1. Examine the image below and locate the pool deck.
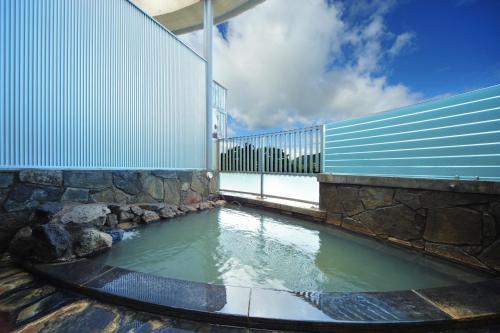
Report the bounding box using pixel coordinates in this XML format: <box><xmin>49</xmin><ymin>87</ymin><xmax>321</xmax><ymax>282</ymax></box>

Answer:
<box><xmin>8</xmin><ymin>256</ymin><xmax>500</xmax><ymax>333</ymax></box>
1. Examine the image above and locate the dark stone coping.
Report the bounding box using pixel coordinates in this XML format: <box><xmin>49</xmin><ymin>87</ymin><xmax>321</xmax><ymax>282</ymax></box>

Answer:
<box><xmin>318</xmin><ymin>174</ymin><xmax>500</xmax><ymax>195</ymax></box>
<box><xmin>22</xmin><ymin>259</ymin><xmax>500</xmax><ymax>332</ymax></box>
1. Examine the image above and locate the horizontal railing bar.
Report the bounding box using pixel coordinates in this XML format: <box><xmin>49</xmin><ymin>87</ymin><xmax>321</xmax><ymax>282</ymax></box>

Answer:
<box><xmin>220</xmin><ymin>189</ymin><xmax>319</xmax><ymax>205</ymax></box>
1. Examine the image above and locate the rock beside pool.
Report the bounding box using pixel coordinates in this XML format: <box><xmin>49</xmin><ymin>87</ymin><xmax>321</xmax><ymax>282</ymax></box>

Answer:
<box><xmin>73</xmin><ymin>228</ymin><xmax>113</xmax><ymax>257</ymax></box>
<box><xmin>8</xmin><ymin>199</ymin><xmax>222</xmax><ymax>263</ymax></box>
<box><xmin>31</xmin><ymin>223</ymin><xmax>73</xmax><ymax>262</ymax></box>
<box><xmin>141</xmin><ymin>210</ymin><xmax>160</xmax><ymax>224</ymax></box>
<box><xmin>56</xmin><ymin>203</ymin><xmax>111</xmax><ymax>226</ymax></box>
<box><xmin>213</xmin><ymin>200</ymin><xmax>226</xmax><ymax>207</ymax></box>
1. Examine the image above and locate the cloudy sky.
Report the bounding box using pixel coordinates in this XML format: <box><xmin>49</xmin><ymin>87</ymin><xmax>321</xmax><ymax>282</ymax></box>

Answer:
<box><xmin>180</xmin><ymin>0</ymin><xmax>500</xmax><ymax>137</ymax></box>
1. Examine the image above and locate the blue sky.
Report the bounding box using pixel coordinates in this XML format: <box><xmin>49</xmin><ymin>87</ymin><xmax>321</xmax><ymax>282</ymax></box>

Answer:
<box><xmin>383</xmin><ymin>0</ymin><xmax>500</xmax><ymax>98</ymax></box>
<box><xmin>186</xmin><ymin>0</ymin><xmax>500</xmax><ymax>137</ymax></box>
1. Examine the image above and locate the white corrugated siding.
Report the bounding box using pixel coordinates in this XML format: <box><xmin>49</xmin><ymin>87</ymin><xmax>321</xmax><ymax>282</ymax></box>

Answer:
<box><xmin>0</xmin><ymin>0</ymin><xmax>207</xmax><ymax>170</ymax></box>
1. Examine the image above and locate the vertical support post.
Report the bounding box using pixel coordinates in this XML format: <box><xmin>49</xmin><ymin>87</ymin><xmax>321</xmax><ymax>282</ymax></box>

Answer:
<box><xmin>321</xmin><ymin>124</ymin><xmax>326</xmax><ymax>173</ymax></box>
<box><xmin>204</xmin><ymin>0</ymin><xmax>214</xmax><ymax>170</ymax></box>
<box><xmin>260</xmin><ymin>136</ymin><xmax>265</xmax><ymax>199</ymax></box>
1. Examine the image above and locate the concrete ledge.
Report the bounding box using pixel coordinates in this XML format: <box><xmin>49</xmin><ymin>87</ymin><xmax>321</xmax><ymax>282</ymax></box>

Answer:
<box><xmin>222</xmin><ymin>194</ymin><xmax>326</xmax><ymax>221</ymax></box>
<box><xmin>318</xmin><ymin>174</ymin><xmax>500</xmax><ymax>195</ymax></box>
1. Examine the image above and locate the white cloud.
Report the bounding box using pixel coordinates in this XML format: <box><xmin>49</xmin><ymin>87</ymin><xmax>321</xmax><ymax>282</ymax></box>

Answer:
<box><xmin>181</xmin><ymin>0</ymin><xmax>421</xmax><ymax>132</ymax></box>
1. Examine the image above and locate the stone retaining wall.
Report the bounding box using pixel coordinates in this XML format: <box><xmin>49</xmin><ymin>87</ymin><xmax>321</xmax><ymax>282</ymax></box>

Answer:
<box><xmin>318</xmin><ymin>174</ymin><xmax>500</xmax><ymax>273</ymax></box>
<box><xmin>0</xmin><ymin>169</ymin><xmax>217</xmax><ymax>252</ymax></box>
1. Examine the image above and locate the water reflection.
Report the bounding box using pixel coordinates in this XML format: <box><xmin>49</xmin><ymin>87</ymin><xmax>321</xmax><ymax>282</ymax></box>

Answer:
<box><xmin>94</xmin><ymin>206</ymin><xmax>485</xmax><ymax>292</ymax></box>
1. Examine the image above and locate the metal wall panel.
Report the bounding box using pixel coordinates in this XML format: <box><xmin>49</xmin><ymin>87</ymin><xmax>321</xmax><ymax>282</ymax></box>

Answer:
<box><xmin>0</xmin><ymin>0</ymin><xmax>207</xmax><ymax>170</ymax></box>
<box><xmin>324</xmin><ymin>84</ymin><xmax>500</xmax><ymax>180</ymax></box>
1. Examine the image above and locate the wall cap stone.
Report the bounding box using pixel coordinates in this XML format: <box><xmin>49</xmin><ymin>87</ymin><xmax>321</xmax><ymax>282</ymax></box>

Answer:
<box><xmin>318</xmin><ymin>174</ymin><xmax>500</xmax><ymax>195</ymax></box>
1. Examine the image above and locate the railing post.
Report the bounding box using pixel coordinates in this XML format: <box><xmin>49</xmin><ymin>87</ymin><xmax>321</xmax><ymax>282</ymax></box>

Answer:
<box><xmin>259</xmin><ymin>136</ymin><xmax>264</xmax><ymax>199</ymax></box>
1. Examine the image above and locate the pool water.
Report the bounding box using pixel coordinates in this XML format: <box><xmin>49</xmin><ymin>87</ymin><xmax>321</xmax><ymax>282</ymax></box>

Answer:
<box><xmin>94</xmin><ymin>206</ymin><xmax>486</xmax><ymax>292</ymax></box>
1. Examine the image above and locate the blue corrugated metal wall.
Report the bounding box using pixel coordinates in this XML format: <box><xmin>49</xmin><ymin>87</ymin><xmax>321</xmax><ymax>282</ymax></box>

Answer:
<box><xmin>324</xmin><ymin>84</ymin><xmax>500</xmax><ymax>180</ymax></box>
<box><xmin>0</xmin><ymin>0</ymin><xmax>207</xmax><ymax>170</ymax></box>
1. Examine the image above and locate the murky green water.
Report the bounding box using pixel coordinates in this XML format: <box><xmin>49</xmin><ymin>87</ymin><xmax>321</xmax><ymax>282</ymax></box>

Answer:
<box><xmin>94</xmin><ymin>206</ymin><xmax>487</xmax><ymax>292</ymax></box>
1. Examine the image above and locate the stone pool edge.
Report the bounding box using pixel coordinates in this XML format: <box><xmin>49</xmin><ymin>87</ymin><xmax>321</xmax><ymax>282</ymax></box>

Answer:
<box><xmin>21</xmin><ymin>259</ymin><xmax>500</xmax><ymax>332</ymax></box>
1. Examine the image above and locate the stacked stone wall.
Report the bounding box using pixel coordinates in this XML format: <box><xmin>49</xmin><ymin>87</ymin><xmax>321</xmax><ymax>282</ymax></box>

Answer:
<box><xmin>319</xmin><ymin>174</ymin><xmax>500</xmax><ymax>273</ymax></box>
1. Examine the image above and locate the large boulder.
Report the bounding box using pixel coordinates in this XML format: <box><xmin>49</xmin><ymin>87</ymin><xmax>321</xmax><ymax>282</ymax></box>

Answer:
<box><xmin>9</xmin><ymin>226</ymin><xmax>34</xmax><ymax>258</ymax></box>
<box><xmin>0</xmin><ymin>212</ymin><xmax>31</xmax><ymax>252</ymax></box>
<box><xmin>32</xmin><ymin>223</ymin><xmax>72</xmax><ymax>262</ymax></box>
<box><xmin>32</xmin><ymin>202</ymin><xmax>66</xmax><ymax>224</ymax></box>
<box><xmin>73</xmin><ymin>228</ymin><xmax>112</xmax><ymax>257</ymax></box>
<box><xmin>57</xmin><ymin>204</ymin><xmax>111</xmax><ymax>227</ymax></box>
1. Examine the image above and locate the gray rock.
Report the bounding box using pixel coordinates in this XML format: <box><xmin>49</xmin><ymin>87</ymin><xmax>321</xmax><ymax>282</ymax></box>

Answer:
<box><xmin>142</xmin><ymin>210</ymin><xmax>160</xmax><ymax>224</ymax></box>
<box><xmin>183</xmin><ymin>190</ymin><xmax>202</xmax><ymax>205</ymax></box>
<box><xmin>61</xmin><ymin>187</ymin><xmax>89</xmax><ymax>202</ymax></box>
<box><xmin>159</xmin><ymin>207</ymin><xmax>176</xmax><ymax>219</ymax></box>
<box><xmin>424</xmin><ymin>207</ymin><xmax>482</xmax><ymax>245</ymax></box>
<box><xmin>119</xmin><ymin>210</ymin><xmax>134</xmax><ymax>222</ymax></box>
<box><xmin>394</xmin><ymin>189</ymin><xmax>421</xmax><ymax>210</ymax></box>
<box><xmin>198</xmin><ymin>201</ymin><xmax>211</xmax><ymax>210</ymax></box>
<box><xmin>33</xmin><ymin>202</ymin><xmax>66</xmax><ymax>223</ymax></box>
<box><xmin>181</xmin><ymin>182</ymin><xmax>190</xmax><ymax>192</ymax></box>
<box><xmin>73</xmin><ymin>228</ymin><xmax>112</xmax><ymax>257</ymax></box>
<box><xmin>90</xmin><ymin>188</ymin><xmax>130</xmax><ymax>204</ymax></box>
<box><xmin>32</xmin><ymin>223</ymin><xmax>72</xmax><ymax>262</ymax></box>
<box><xmin>164</xmin><ymin>179</ymin><xmax>181</xmax><ymax>206</ymax></box>
<box><xmin>142</xmin><ymin>175</ymin><xmax>164</xmax><ymax>200</ymax></box>
<box><xmin>130</xmin><ymin>205</ymin><xmax>144</xmax><ymax>216</ymax></box>
<box><xmin>112</xmin><ymin>171</ymin><xmax>141</xmax><ymax>195</ymax></box>
<box><xmin>191</xmin><ymin>172</ymin><xmax>207</xmax><ymax>196</ymax></box>
<box><xmin>3</xmin><ymin>199</ymin><xmax>39</xmax><ymax>212</ymax></box>
<box><xmin>0</xmin><ymin>172</ymin><xmax>15</xmax><ymax>188</ymax></box>
<box><xmin>19</xmin><ymin>170</ymin><xmax>63</xmax><ymax>186</ymax></box>
<box><xmin>9</xmin><ymin>226</ymin><xmax>33</xmax><ymax>258</ymax></box>
<box><xmin>359</xmin><ymin>187</ymin><xmax>393</xmax><ymax>210</ymax></box>
<box><xmin>355</xmin><ymin>205</ymin><xmax>420</xmax><ymax>240</ymax></box>
<box><xmin>30</xmin><ymin>186</ymin><xmax>63</xmax><ymax>202</ymax></box>
<box><xmin>58</xmin><ymin>204</ymin><xmax>111</xmax><ymax>226</ymax></box>
<box><xmin>479</xmin><ymin>240</ymin><xmax>500</xmax><ymax>271</ymax></box>
<box><xmin>105</xmin><ymin>213</ymin><xmax>118</xmax><ymax>228</ymax></box>
<box><xmin>8</xmin><ymin>184</ymin><xmax>35</xmax><ymax>202</ymax></box>
<box><xmin>0</xmin><ymin>212</ymin><xmax>31</xmax><ymax>252</ymax></box>
<box><xmin>138</xmin><ymin>203</ymin><xmax>165</xmax><ymax>212</ymax></box>
<box><xmin>64</xmin><ymin>171</ymin><xmax>113</xmax><ymax>190</ymax></box>
<box><xmin>180</xmin><ymin>204</ymin><xmax>197</xmax><ymax>213</ymax></box>
<box><xmin>213</xmin><ymin>200</ymin><xmax>226</xmax><ymax>207</ymax></box>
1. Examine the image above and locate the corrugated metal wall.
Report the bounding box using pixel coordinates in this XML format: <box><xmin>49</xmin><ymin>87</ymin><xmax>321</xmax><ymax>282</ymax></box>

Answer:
<box><xmin>324</xmin><ymin>84</ymin><xmax>500</xmax><ymax>180</ymax></box>
<box><xmin>0</xmin><ymin>0</ymin><xmax>207</xmax><ymax>170</ymax></box>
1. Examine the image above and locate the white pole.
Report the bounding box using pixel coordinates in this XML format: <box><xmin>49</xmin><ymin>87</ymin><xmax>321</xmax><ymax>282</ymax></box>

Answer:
<box><xmin>204</xmin><ymin>0</ymin><xmax>214</xmax><ymax>170</ymax></box>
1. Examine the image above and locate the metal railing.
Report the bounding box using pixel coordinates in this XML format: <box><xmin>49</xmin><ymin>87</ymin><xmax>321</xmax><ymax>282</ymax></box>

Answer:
<box><xmin>218</xmin><ymin>126</ymin><xmax>323</xmax><ymax>174</ymax></box>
